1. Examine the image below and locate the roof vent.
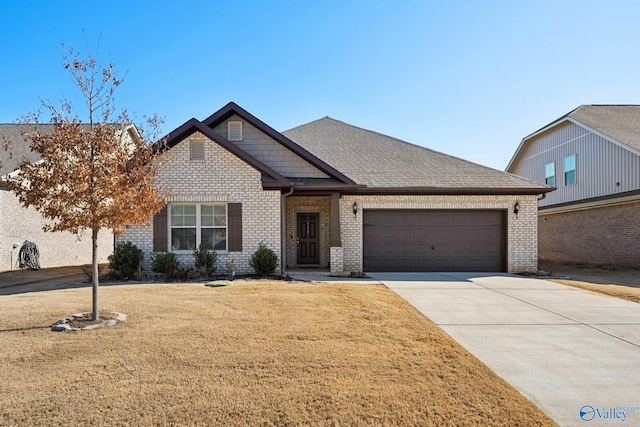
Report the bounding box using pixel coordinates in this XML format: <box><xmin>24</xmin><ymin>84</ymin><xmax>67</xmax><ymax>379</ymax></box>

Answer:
<box><xmin>228</xmin><ymin>121</ymin><xmax>243</xmax><ymax>141</ymax></box>
<box><xmin>190</xmin><ymin>140</ymin><xmax>205</xmax><ymax>160</ymax></box>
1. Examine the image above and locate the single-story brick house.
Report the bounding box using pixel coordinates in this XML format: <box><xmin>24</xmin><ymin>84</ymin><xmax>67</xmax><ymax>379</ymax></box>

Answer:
<box><xmin>119</xmin><ymin>102</ymin><xmax>552</xmax><ymax>275</ymax></box>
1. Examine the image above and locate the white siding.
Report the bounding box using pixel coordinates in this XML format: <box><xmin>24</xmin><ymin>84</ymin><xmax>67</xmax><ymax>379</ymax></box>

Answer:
<box><xmin>212</xmin><ymin>114</ymin><xmax>329</xmax><ymax>179</ymax></box>
<box><xmin>510</xmin><ymin>122</ymin><xmax>640</xmax><ymax>207</ymax></box>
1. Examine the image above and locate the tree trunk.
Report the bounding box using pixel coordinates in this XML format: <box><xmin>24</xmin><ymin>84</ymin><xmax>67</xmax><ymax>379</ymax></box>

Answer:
<box><xmin>92</xmin><ymin>228</ymin><xmax>99</xmax><ymax>321</ymax></box>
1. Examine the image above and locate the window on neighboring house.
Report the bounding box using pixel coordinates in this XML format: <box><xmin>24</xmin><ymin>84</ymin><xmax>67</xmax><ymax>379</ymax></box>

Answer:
<box><xmin>564</xmin><ymin>155</ymin><xmax>576</xmax><ymax>185</ymax></box>
<box><xmin>170</xmin><ymin>204</ymin><xmax>227</xmax><ymax>251</ymax></box>
<box><xmin>228</xmin><ymin>121</ymin><xmax>243</xmax><ymax>141</ymax></box>
<box><xmin>545</xmin><ymin>162</ymin><xmax>555</xmax><ymax>186</ymax></box>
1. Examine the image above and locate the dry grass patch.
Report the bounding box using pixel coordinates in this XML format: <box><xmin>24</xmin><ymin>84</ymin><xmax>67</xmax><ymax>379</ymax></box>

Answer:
<box><xmin>550</xmin><ymin>279</ymin><xmax>640</xmax><ymax>303</ymax></box>
<box><xmin>0</xmin><ymin>281</ymin><xmax>556</xmax><ymax>426</ymax></box>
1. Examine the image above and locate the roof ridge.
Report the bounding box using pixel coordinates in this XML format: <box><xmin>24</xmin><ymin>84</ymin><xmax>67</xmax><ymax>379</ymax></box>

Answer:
<box><xmin>283</xmin><ymin>116</ymin><xmax>332</xmax><ymax>133</ymax></box>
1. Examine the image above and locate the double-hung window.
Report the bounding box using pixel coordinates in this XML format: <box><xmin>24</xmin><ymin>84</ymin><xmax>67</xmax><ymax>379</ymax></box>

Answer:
<box><xmin>170</xmin><ymin>204</ymin><xmax>227</xmax><ymax>251</ymax></box>
<box><xmin>544</xmin><ymin>162</ymin><xmax>555</xmax><ymax>186</ymax></box>
<box><xmin>564</xmin><ymin>155</ymin><xmax>576</xmax><ymax>185</ymax></box>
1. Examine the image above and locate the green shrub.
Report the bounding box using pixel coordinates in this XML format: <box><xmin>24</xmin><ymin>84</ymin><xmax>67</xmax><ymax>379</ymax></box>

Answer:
<box><xmin>194</xmin><ymin>244</ymin><xmax>217</xmax><ymax>276</ymax></box>
<box><xmin>108</xmin><ymin>242</ymin><xmax>143</xmax><ymax>280</ymax></box>
<box><xmin>151</xmin><ymin>252</ymin><xmax>179</xmax><ymax>279</ymax></box>
<box><xmin>250</xmin><ymin>242</ymin><xmax>278</xmax><ymax>276</ymax></box>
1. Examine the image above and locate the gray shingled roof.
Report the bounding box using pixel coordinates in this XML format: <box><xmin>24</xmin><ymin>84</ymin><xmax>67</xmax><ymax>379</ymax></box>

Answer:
<box><xmin>284</xmin><ymin>117</ymin><xmax>549</xmax><ymax>190</ymax></box>
<box><xmin>0</xmin><ymin>124</ymin><xmax>45</xmax><ymax>176</ymax></box>
<box><xmin>568</xmin><ymin>105</ymin><xmax>640</xmax><ymax>151</ymax></box>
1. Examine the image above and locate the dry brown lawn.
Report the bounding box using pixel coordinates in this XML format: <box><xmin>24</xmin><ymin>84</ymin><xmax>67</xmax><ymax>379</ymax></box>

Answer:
<box><xmin>550</xmin><ymin>279</ymin><xmax>640</xmax><ymax>303</ymax></box>
<box><xmin>0</xmin><ymin>281</ymin><xmax>556</xmax><ymax>426</ymax></box>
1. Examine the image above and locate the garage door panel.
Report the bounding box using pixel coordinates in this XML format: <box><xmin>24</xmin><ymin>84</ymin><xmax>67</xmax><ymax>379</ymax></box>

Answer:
<box><xmin>363</xmin><ymin>210</ymin><xmax>506</xmax><ymax>272</ymax></box>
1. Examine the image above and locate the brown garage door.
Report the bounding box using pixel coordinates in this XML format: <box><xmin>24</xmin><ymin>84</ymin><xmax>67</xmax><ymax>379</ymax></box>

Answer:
<box><xmin>363</xmin><ymin>210</ymin><xmax>506</xmax><ymax>272</ymax></box>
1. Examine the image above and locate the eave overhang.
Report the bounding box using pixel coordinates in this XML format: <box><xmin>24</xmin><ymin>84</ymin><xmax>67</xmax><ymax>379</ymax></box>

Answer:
<box><xmin>344</xmin><ymin>186</ymin><xmax>554</xmax><ymax>196</ymax></box>
<box><xmin>539</xmin><ymin>189</ymin><xmax>640</xmax><ymax>213</ymax></box>
<box><xmin>280</xmin><ymin>185</ymin><xmax>553</xmax><ymax>196</ymax></box>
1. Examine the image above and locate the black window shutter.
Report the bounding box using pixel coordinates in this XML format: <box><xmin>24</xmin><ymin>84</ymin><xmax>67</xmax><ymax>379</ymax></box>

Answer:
<box><xmin>153</xmin><ymin>205</ymin><xmax>168</xmax><ymax>252</ymax></box>
<box><xmin>228</xmin><ymin>203</ymin><xmax>242</xmax><ymax>252</ymax></box>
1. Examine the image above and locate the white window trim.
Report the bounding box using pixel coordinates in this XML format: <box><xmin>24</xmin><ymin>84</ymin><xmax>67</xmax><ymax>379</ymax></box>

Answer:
<box><xmin>228</xmin><ymin>121</ymin><xmax>243</xmax><ymax>141</ymax></box>
<box><xmin>545</xmin><ymin>162</ymin><xmax>555</xmax><ymax>186</ymax></box>
<box><xmin>169</xmin><ymin>203</ymin><xmax>227</xmax><ymax>252</ymax></box>
<box><xmin>564</xmin><ymin>155</ymin><xmax>576</xmax><ymax>186</ymax></box>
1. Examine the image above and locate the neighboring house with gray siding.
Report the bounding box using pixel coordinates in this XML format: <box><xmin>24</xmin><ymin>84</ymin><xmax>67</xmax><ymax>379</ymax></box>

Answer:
<box><xmin>506</xmin><ymin>105</ymin><xmax>640</xmax><ymax>268</ymax></box>
<box><xmin>0</xmin><ymin>125</ymin><xmax>114</xmax><ymax>272</ymax></box>
<box><xmin>119</xmin><ymin>102</ymin><xmax>551</xmax><ymax>275</ymax></box>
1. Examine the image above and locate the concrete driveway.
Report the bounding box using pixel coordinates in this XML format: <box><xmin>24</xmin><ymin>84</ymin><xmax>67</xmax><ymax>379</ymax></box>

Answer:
<box><xmin>369</xmin><ymin>272</ymin><xmax>640</xmax><ymax>427</ymax></box>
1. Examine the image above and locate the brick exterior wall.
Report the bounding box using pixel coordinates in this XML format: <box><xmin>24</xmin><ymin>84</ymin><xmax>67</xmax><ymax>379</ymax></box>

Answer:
<box><xmin>339</xmin><ymin>194</ymin><xmax>539</xmax><ymax>274</ymax></box>
<box><xmin>330</xmin><ymin>247</ymin><xmax>344</xmax><ymax>275</ymax></box>
<box><xmin>0</xmin><ymin>189</ymin><xmax>113</xmax><ymax>271</ymax></box>
<box><xmin>284</xmin><ymin>196</ymin><xmax>331</xmax><ymax>268</ymax></box>
<box><xmin>539</xmin><ymin>200</ymin><xmax>640</xmax><ymax>268</ymax></box>
<box><xmin>116</xmin><ymin>130</ymin><xmax>540</xmax><ymax>276</ymax></box>
<box><xmin>117</xmin><ymin>131</ymin><xmax>282</xmax><ymax>275</ymax></box>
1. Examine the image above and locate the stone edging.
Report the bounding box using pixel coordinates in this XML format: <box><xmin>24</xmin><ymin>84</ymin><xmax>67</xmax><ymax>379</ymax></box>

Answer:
<box><xmin>51</xmin><ymin>312</ymin><xmax>127</xmax><ymax>332</ymax></box>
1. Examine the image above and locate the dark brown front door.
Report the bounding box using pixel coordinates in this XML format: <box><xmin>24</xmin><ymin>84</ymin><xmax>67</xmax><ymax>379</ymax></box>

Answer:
<box><xmin>297</xmin><ymin>213</ymin><xmax>319</xmax><ymax>265</ymax></box>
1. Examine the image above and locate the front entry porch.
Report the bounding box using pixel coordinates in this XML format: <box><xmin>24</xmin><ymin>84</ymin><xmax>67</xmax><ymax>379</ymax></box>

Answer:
<box><xmin>284</xmin><ymin>195</ymin><xmax>344</xmax><ymax>274</ymax></box>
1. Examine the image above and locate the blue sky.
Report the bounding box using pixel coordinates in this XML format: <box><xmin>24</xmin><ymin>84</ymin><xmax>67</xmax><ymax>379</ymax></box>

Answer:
<box><xmin>2</xmin><ymin>0</ymin><xmax>640</xmax><ymax>170</ymax></box>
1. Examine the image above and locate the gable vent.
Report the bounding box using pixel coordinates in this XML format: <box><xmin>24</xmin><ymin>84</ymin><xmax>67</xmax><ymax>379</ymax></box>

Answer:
<box><xmin>228</xmin><ymin>121</ymin><xmax>243</xmax><ymax>141</ymax></box>
<box><xmin>190</xmin><ymin>140</ymin><xmax>205</xmax><ymax>160</ymax></box>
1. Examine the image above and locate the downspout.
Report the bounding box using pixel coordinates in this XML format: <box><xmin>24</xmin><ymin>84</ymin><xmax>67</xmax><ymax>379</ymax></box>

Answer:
<box><xmin>538</xmin><ymin>193</ymin><xmax>547</xmax><ymax>202</ymax></box>
<box><xmin>281</xmin><ymin>185</ymin><xmax>294</xmax><ymax>276</ymax></box>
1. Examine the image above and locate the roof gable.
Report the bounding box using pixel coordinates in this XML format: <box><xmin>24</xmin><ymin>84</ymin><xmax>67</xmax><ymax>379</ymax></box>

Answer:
<box><xmin>210</xmin><ymin>113</ymin><xmax>330</xmax><ymax>179</ymax></box>
<box><xmin>507</xmin><ymin>105</ymin><xmax>640</xmax><ymax>171</ymax></box>
<box><xmin>203</xmin><ymin>102</ymin><xmax>356</xmax><ymax>186</ymax></box>
<box><xmin>1</xmin><ymin>123</ymin><xmax>140</xmax><ymax>177</ymax></box>
<box><xmin>157</xmin><ymin>118</ymin><xmax>290</xmax><ymax>189</ymax></box>
<box><xmin>284</xmin><ymin>117</ymin><xmax>550</xmax><ymax>194</ymax></box>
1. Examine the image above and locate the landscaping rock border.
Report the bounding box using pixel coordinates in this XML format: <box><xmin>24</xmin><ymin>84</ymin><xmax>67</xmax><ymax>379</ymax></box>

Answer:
<box><xmin>51</xmin><ymin>312</ymin><xmax>127</xmax><ymax>332</ymax></box>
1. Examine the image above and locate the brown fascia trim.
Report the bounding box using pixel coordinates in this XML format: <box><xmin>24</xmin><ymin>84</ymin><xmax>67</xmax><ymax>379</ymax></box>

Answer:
<box><xmin>262</xmin><ymin>180</ymin><xmax>292</xmax><ymax>189</ymax></box>
<box><xmin>155</xmin><ymin>118</ymin><xmax>290</xmax><ymax>189</ymax></box>
<box><xmin>539</xmin><ymin>189</ymin><xmax>640</xmax><ymax>211</ymax></box>
<box><xmin>287</xmin><ymin>184</ymin><xmax>363</xmax><ymax>195</ymax></box>
<box><xmin>343</xmin><ymin>187</ymin><xmax>554</xmax><ymax>196</ymax></box>
<box><xmin>202</xmin><ymin>102</ymin><xmax>357</xmax><ymax>186</ymax></box>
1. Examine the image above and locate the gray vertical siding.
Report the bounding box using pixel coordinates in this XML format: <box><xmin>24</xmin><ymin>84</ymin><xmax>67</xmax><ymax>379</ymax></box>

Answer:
<box><xmin>510</xmin><ymin>122</ymin><xmax>640</xmax><ymax>207</ymax></box>
<box><xmin>213</xmin><ymin>114</ymin><xmax>329</xmax><ymax>179</ymax></box>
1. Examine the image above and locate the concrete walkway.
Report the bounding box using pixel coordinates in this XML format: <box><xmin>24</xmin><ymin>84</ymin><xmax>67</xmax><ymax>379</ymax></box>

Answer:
<box><xmin>369</xmin><ymin>272</ymin><xmax>640</xmax><ymax>427</ymax></box>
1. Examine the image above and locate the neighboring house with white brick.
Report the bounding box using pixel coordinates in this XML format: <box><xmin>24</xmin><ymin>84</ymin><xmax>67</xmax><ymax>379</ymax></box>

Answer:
<box><xmin>119</xmin><ymin>102</ymin><xmax>551</xmax><ymax>275</ymax></box>
<box><xmin>0</xmin><ymin>125</ymin><xmax>114</xmax><ymax>272</ymax></box>
<box><xmin>507</xmin><ymin>105</ymin><xmax>640</xmax><ymax>268</ymax></box>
